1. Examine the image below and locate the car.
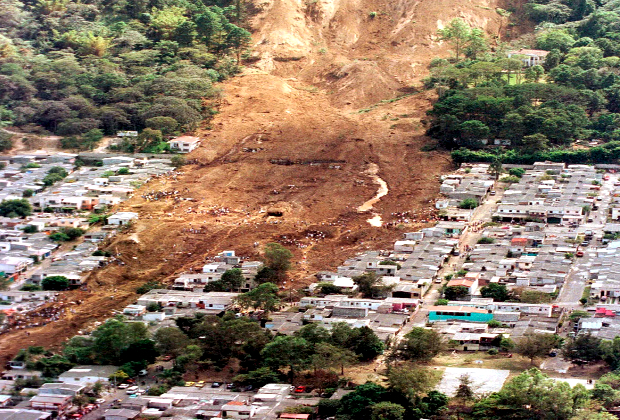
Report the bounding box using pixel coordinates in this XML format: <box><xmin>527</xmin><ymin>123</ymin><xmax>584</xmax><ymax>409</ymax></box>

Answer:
<box><xmin>211</xmin><ymin>382</ymin><xmax>222</xmax><ymax>388</ymax></box>
<box><xmin>604</xmin><ymin>175</ymin><xmax>610</xmax><ymax>181</ymax></box>
<box><xmin>184</xmin><ymin>382</ymin><xmax>195</xmax><ymax>387</ymax></box>
<box><xmin>549</xmin><ymin>351</ymin><xmax>557</xmax><ymax>357</ymax></box>
<box><xmin>162</xmin><ymin>355</ymin><xmax>172</xmax><ymax>361</ymax></box>
<box><xmin>294</xmin><ymin>386</ymin><xmax>307</xmax><ymax>393</ymax></box>
<box><xmin>581</xmin><ymin>241</ymin><xmax>590</xmax><ymax>247</ymax></box>
<box><xmin>138</xmin><ymin>369</ymin><xmax>148</xmax><ymax>376</ymax></box>
<box><xmin>95</xmin><ymin>398</ymin><xmax>106</xmax><ymax>404</ymax></box>
<box><xmin>452</xmin><ymin>250</ymin><xmax>460</xmax><ymax>256</ymax></box>
<box><xmin>615</xmin><ymin>181</ymin><xmax>620</xmax><ymax>186</ymax></box>
<box><xmin>226</xmin><ymin>383</ymin><xmax>234</xmax><ymax>389</ymax></box>
<box><xmin>576</xmin><ymin>251</ymin><xmax>584</xmax><ymax>257</ymax></box>
<box><xmin>434</xmin><ymin>278</ymin><xmax>442</xmax><ymax>284</ymax></box>
<box><xmin>126</xmin><ymin>386</ymin><xmax>139</xmax><ymax>394</ymax></box>
<box><xmin>117</xmin><ymin>384</ymin><xmax>129</xmax><ymax>389</ymax></box>
<box><xmin>196</xmin><ymin>381</ymin><xmax>206</xmax><ymax>388</ymax></box>
<box><xmin>490</xmin><ymin>190</ymin><xmax>496</xmax><ymax>196</ymax></box>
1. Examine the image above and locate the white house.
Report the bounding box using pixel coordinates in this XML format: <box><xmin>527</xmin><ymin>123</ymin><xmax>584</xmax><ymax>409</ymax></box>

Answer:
<box><xmin>168</xmin><ymin>136</ymin><xmax>201</xmax><ymax>153</ymax></box>
<box><xmin>58</xmin><ymin>366</ymin><xmax>118</xmax><ymax>386</ymax></box>
<box><xmin>107</xmin><ymin>212</ymin><xmax>138</xmax><ymax>226</ymax></box>
<box><xmin>221</xmin><ymin>401</ymin><xmax>256</xmax><ymax>419</ymax></box>
<box><xmin>507</xmin><ymin>48</ymin><xmax>549</xmax><ymax>67</ymax></box>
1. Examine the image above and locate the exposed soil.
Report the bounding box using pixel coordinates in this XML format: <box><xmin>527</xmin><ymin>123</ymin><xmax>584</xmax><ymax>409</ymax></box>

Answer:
<box><xmin>0</xmin><ymin>0</ymin><xmax>530</xmax><ymax>360</ymax></box>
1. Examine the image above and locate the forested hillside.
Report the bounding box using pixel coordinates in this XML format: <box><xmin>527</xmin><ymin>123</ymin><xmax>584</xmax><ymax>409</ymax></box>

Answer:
<box><xmin>0</xmin><ymin>0</ymin><xmax>251</xmax><ymax>150</ymax></box>
<box><xmin>426</xmin><ymin>0</ymin><xmax>620</xmax><ymax>163</ymax></box>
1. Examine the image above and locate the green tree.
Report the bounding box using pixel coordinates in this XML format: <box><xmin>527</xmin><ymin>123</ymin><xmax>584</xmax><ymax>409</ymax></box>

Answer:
<box><xmin>41</xmin><ymin>276</ymin><xmax>69</xmax><ymax>291</ymax></box>
<box><xmin>458</xmin><ymin>198</ymin><xmax>478</xmax><ymax>209</ymax></box>
<box><xmin>489</xmin><ymin>158</ymin><xmax>503</xmax><ymax>180</ymax></box>
<box><xmin>371</xmin><ymin>402</ymin><xmax>405</xmax><ymax>420</ymax></box>
<box><xmin>154</xmin><ymin>327</ymin><xmax>189</xmax><ymax>357</ymax></box>
<box><xmin>311</xmin><ymin>342</ymin><xmax>357</xmax><ymax>375</ymax></box>
<box><xmin>220</xmin><ymin>268</ymin><xmax>244</xmax><ymax>291</ymax></box>
<box><xmin>261</xmin><ymin>336</ymin><xmax>311</xmax><ymax>380</ymax></box>
<box><xmin>516</xmin><ymin>334</ymin><xmax>559</xmax><ymax>365</ymax></box>
<box><xmin>600</xmin><ymin>336</ymin><xmax>620</xmax><ymax>370</ymax></box>
<box><xmin>473</xmin><ymin>369</ymin><xmax>588</xmax><ymax>420</ymax></box>
<box><xmin>263</xmin><ymin>243</ymin><xmax>292</xmax><ymax>281</ymax></box>
<box><xmin>392</xmin><ymin>327</ymin><xmax>444</xmax><ymax>362</ymax></box>
<box><xmin>443</xmin><ymin>285</ymin><xmax>469</xmax><ymax>300</ymax></box>
<box><xmin>347</xmin><ymin>326</ymin><xmax>385</xmax><ymax>361</ymax></box>
<box><xmin>387</xmin><ymin>363</ymin><xmax>437</xmax><ymax>401</ymax></box>
<box><xmin>0</xmin><ymin>199</ymin><xmax>32</xmax><ymax>217</ymax></box>
<box><xmin>562</xmin><ymin>333</ymin><xmax>602</xmax><ymax>364</ymax></box>
<box><xmin>522</xmin><ymin>133</ymin><xmax>550</xmax><ymax>153</ymax></box>
<box><xmin>437</xmin><ymin>18</ymin><xmax>472</xmax><ymax>61</ymax></box>
<box><xmin>353</xmin><ymin>272</ymin><xmax>390</xmax><ymax>298</ymax></box>
<box><xmin>236</xmin><ymin>282</ymin><xmax>281</xmax><ymax>315</ymax></box>
<box><xmin>338</xmin><ymin>382</ymin><xmax>387</xmax><ymax>418</ymax></box>
<box><xmin>480</xmin><ymin>283</ymin><xmax>510</xmax><ymax>301</ymax></box>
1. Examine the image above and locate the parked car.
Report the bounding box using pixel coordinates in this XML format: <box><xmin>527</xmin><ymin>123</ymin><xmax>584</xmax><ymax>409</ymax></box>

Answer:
<box><xmin>162</xmin><ymin>355</ymin><xmax>172</xmax><ymax>361</ymax></box>
<box><xmin>117</xmin><ymin>384</ymin><xmax>129</xmax><ymax>389</ymax></box>
<box><xmin>138</xmin><ymin>369</ymin><xmax>148</xmax><ymax>376</ymax></box>
<box><xmin>226</xmin><ymin>383</ymin><xmax>234</xmax><ymax>389</ymax></box>
<box><xmin>211</xmin><ymin>382</ymin><xmax>222</xmax><ymax>388</ymax></box>
<box><xmin>581</xmin><ymin>241</ymin><xmax>590</xmax><ymax>247</ymax></box>
<box><xmin>126</xmin><ymin>386</ymin><xmax>139</xmax><ymax>394</ymax></box>
<box><xmin>294</xmin><ymin>386</ymin><xmax>307</xmax><ymax>393</ymax></box>
<box><xmin>196</xmin><ymin>381</ymin><xmax>206</xmax><ymax>388</ymax></box>
<box><xmin>576</xmin><ymin>251</ymin><xmax>584</xmax><ymax>257</ymax></box>
<box><xmin>95</xmin><ymin>399</ymin><xmax>106</xmax><ymax>404</ymax></box>
<box><xmin>184</xmin><ymin>382</ymin><xmax>195</xmax><ymax>387</ymax></box>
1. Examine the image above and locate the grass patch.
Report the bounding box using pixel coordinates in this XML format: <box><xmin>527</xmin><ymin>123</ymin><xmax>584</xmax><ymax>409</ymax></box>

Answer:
<box><xmin>432</xmin><ymin>352</ymin><xmax>533</xmax><ymax>372</ymax></box>
<box><xmin>356</xmin><ymin>93</ymin><xmax>418</xmax><ymax>114</ymax></box>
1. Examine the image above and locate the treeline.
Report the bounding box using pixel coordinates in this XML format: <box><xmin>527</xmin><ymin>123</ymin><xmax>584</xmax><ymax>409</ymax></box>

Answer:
<box><xmin>452</xmin><ymin>140</ymin><xmax>620</xmax><ymax>164</ymax></box>
<box><xmin>0</xmin><ymin>0</ymin><xmax>252</xmax><ymax>150</ymax></box>
<box><xmin>425</xmin><ymin>0</ymin><xmax>620</xmax><ymax>161</ymax></box>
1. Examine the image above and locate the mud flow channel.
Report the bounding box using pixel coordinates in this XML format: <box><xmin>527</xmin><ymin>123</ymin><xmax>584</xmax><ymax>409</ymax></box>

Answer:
<box><xmin>357</xmin><ymin>163</ymin><xmax>388</xmax><ymax>226</ymax></box>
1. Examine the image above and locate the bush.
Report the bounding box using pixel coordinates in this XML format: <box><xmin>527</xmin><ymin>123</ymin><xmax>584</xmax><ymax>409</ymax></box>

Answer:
<box><xmin>22</xmin><ymin>189</ymin><xmax>34</xmax><ymax>198</ymax></box>
<box><xmin>488</xmin><ymin>348</ymin><xmax>499</xmax><ymax>355</ymax></box>
<box><xmin>21</xmin><ymin>284</ymin><xmax>41</xmax><ymax>291</ymax></box>
<box><xmin>458</xmin><ymin>198</ymin><xmax>478</xmax><ymax>209</ymax></box>
<box><xmin>477</xmin><ymin>237</ymin><xmax>495</xmax><ymax>244</ymax></box>
<box><xmin>23</xmin><ymin>225</ymin><xmax>38</xmax><ymax>233</ymax></box>
<box><xmin>501</xmin><ymin>175</ymin><xmax>521</xmax><ymax>183</ymax></box>
<box><xmin>136</xmin><ymin>281</ymin><xmax>166</xmax><ymax>295</ymax></box>
<box><xmin>42</xmin><ymin>276</ymin><xmax>70</xmax><ymax>291</ymax></box>
<box><xmin>508</xmin><ymin>168</ymin><xmax>525</xmax><ymax>178</ymax></box>
<box><xmin>0</xmin><ymin>199</ymin><xmax>33</xmax><ymax>217</ymax></box>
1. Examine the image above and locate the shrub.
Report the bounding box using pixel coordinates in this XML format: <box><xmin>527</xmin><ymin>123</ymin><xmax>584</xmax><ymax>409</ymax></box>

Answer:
<box><xmin>477</xmin><ymin>237</ymin><xmax>495</xmax><ymax>244</ymax></box>
<box><xmin>458</xmin><ymin>198</ymin><xmax>478</xmax><ymax>209</ymax></box>
<box><xmin>508</xmin><ymin>167</ymin><xmax>525</xmax><ymax>178</ymax></box>
<box><xmin>42</xmin><ymin>276</ymin><xmax>69</xmax><ymax>291</ymax></box>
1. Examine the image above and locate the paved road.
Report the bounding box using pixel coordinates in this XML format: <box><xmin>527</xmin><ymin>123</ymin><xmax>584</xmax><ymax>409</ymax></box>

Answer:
<box><xmin>556</xmin><ymin>173</ymin><xmax>618</xmax><ymax>307</ymax></box>
<box><xmin>410</xmin><ymin>183</ymin><xmax>504</xmax><ymax>326</ymax></box>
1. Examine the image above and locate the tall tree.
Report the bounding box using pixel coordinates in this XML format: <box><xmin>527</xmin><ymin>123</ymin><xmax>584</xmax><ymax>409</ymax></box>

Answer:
<box><xmin>437</xmin><ymin>18</ymin><xmax>472</xmax><ymax>61</ymax></box>
<box><xmin>263</xmin><ymin>243</ymin><xmax>292</xmax><ymax>281</ymax></box>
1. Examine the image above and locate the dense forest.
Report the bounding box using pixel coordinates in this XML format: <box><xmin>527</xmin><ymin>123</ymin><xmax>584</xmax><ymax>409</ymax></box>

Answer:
<box><xmin>426</xmin><ymin>0</ymin><xmax>620</xmax><ymax>163</ymax></box>
<box><xmin>0</xmin><ymin>0</ymin><xmax>251</xmax><ymax>151</ymax></box>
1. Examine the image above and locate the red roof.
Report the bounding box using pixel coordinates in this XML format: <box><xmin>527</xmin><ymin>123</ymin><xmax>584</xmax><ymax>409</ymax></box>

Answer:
<box><xmin>226</xmin><ymin>401</ymin><xmax>246</xmax><ymax>406</ymax></box>
<box><xmin>280</xmin><ymin>414</ymin><xmax>311</xmax><ymax>419</ymax></box>
<box><xmin>511</xmin><ymin>238</ymin><xmax>528</xmax><ymax>245</ymax></box>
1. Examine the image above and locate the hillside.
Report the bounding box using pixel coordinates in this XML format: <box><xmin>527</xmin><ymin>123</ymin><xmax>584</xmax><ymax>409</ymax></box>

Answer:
<box><xmin>0</xmin><ymin>0</ymin><xmax>526</xmax><ymax>357</ymax></box>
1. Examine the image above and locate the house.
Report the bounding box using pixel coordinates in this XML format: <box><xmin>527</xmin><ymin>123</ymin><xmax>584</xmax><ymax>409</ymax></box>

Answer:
<box><xmin>0</xmin><ymin>409</ymin><xmax>51</xmax><ymax>420</ymax></box>
<box><xmin>29</xmin><ymin>394</ymin><xmax>72</xmax><ymax>412</ymax></box>
<box><xmin>446</xmin><ymin>278</ymin><xmax>479</xmax><ymax>295</ymax></box>
<box><xmin>107</xmin><ymin>212</ymin><xmax>138</xmax><ymax>226</ymax></box>
<box><xmin>102</xmin><ymin>409</ymin><xmax>141</xmax><ymax>420</ymax></box>
<box><xmin>1</xmin><ymin>370</ymin><xmax>41</xmax><ymax>381</ymax></box>
<box><xmin>221</xmin><ymin>401</ymin><xmax>256</xmax><ymax>419</ymax></box>
<box><xmin>58</xmin><ymin>365</ymin><xmax>118</xmax><ymax>386</ymax></box>
<box><xmin>169</xmin><ymin>136</ymin><xmax>201</xmax><ymax>153</ymax></box>
<box><xmin>428</xmin><ymin>306</ymin><xmax>493</xmax><ymax>323</ymax></box>
<box><xmin>507</xmin><ymin>49</ymin><xmax>549</xmax><ymax>66</ymax></box>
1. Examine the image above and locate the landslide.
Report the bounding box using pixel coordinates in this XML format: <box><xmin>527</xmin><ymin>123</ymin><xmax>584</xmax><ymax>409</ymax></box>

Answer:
<box><xmin>0</xmin><ymin>0</ymin><xmax>526</xmax><ymax>358</ymax></box>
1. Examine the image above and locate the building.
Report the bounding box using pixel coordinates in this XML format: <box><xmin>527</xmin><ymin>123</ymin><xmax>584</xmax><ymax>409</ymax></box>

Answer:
<box><xmin>428</xmin><ymin>306</ymin><xmax>493</xmax><ymax>323</ymax></box>
<box><xmin>0</xmin><ymin>409</ymin><xmax>51</xmax><ymax>420</ymax></box>
<box><xmin>107</xmin><ymin>212</ymin><xmax>138</xmax><ymax>226</ymax></box>
<box><xmin>102</xmin><ymin>409</ymin><xmax>141</xmax><ymax>420</ymax></box>
<box><xmin>169</xmin><ymin>136</ymin><xmax>201</xmax><ymax>153</ymax></box>
<box><xmin>58</xmin><ymin>365</ymin><xmax>118</xmax><ymax>386</ymax></box>
<box><xmin>221</xmin><ymin>401</ymin><xmax>256</xmax><ymax>419</ymax></box>
<box><xmin>507</xmin><ymin>49</ymin><xmax>549</xmax><ymax>67</ymax></box>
